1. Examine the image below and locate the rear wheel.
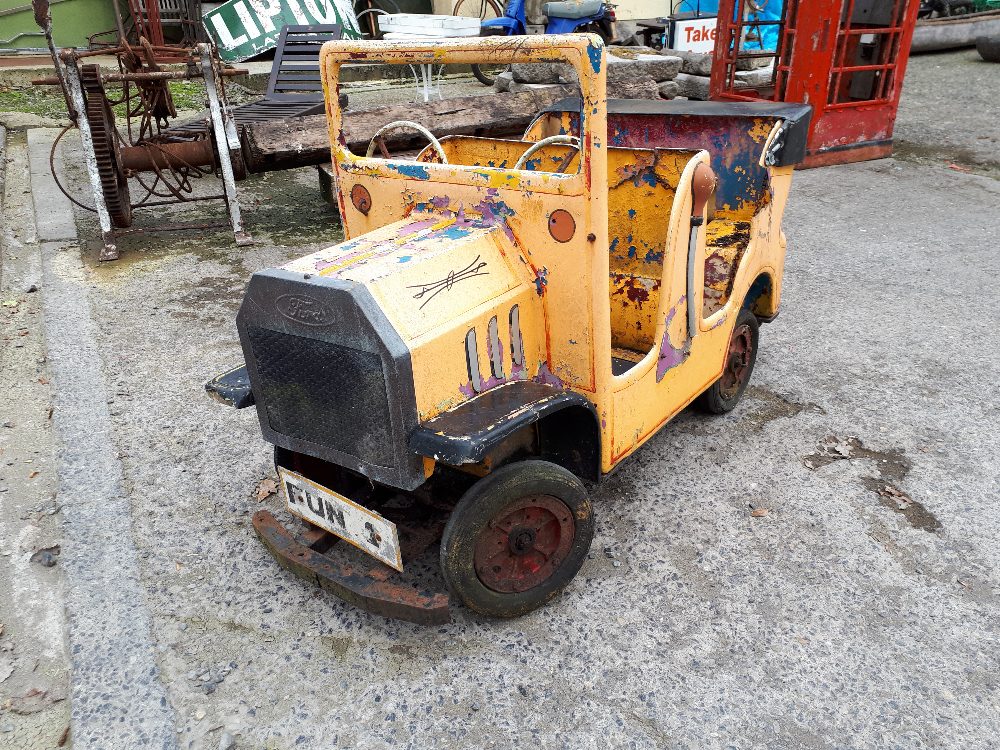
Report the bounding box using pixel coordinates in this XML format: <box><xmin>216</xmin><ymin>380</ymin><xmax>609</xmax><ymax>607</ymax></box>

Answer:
<box><xmin>471</xmin><ymin>62</ymin><xmax>509</xmax><ymax>86</ymax></box>
<box><xmin>582</xmin><ymin>19</ymin><xmax>615</xmax><ymax>43</ymax></box>
<box><xmin>697</xmin><ymin>307</ymin><xmax>759</xmax><ymax>414</ymax></box>
<box><xmin>452</xmin><ymin>0</ymin><xmax>503</xmax><ymax>20</ymax></box>
<box><xmin>440</xmin><ymin>460</ymin><xmax>594</xmax><ymax>617</ymax></box>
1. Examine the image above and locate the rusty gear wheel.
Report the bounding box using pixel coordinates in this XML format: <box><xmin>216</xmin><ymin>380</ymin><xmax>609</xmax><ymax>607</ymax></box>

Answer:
<box><xmin>81</xmin><ymin>64</ymin><xmax>132</xmax><ymax>228</ymax></box>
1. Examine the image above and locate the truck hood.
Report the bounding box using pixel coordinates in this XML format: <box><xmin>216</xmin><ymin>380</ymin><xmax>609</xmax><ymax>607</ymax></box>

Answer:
<box><xmin>283</xmin><ymin>213</ymin><xmax>524</xmax><ymax>340</ymax></box>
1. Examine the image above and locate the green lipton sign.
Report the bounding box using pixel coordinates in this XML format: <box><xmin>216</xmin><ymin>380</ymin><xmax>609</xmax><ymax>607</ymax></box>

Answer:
<box><xmin>203</xmin><ymin>0</ymin><xmax>360</xmax><ymax>62</ymax></box>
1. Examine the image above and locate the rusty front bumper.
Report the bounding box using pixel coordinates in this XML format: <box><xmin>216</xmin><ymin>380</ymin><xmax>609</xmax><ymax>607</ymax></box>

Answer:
<box><xmin>252</xmin><ymin>510</ymin><xmax>452</xmax><ymax>625</ymax></box>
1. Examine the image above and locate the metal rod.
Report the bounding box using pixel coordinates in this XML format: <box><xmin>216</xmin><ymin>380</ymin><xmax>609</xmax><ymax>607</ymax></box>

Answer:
<box><xmin>686</xmin><ymin>219</ymin><xmax>701</xmax><ymax>340</ymax></box>
<box><xmin>199</xmin><ymin>42</ymin><xmax>251</xmax><ymax>247</ymax></box>
<box><xmin>34</xmin><ymin>67</ymin><xmax>249</xmax><ymax>86</ymax></box>
<box><xmin>136</xmin><ymin>195</ymin><xmax>227</xmax><ymax>207</ymax></box>
<box><xmin>112</xmin><ymin>220</ymin><xmax>231</xmax><ymax>236</ymax></box>
<box><xmin>62</xmin><ymin>56</ymin><xmax>119</xmax><ymax>260</ymax></box>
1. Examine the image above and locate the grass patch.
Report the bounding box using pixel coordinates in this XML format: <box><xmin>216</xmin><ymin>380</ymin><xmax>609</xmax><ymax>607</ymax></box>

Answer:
<box><xmin>0</xmin><ymin>79</ymin><xmax>260</xmax><ymax>120</ymax></box>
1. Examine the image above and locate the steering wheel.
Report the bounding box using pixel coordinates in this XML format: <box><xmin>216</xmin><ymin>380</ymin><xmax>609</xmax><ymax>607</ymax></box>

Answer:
<box><xmin>514</xmin><ymin>135</ymin><xmax>581</xmax><ymax>172</ymax></box>
<box><xmin>366</xmin><ymin>120</ymin><xmax>448</xmax><ymax>163</ymax></box>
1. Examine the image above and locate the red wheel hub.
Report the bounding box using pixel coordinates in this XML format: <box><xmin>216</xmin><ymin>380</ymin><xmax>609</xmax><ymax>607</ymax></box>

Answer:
<box><xmin>720</xmin><ymin>323</ymin><xmax>753</xmax><ymax>400</ymax></box>
<box><xmin>474</xmin><ymin>495</ymin><xmax>575</xmax><ymax>594</ymax></box>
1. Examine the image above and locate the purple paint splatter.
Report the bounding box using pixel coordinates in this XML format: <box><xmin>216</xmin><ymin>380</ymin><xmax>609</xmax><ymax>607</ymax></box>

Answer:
<box><xmin>535</xmin><ymin>362</ymin><xmax>564</xmax><ymax>388</ymax></box>
<box><xmin>656</xmin><ymin>296</ymin><xmax>691</xmax><ymax>382</ymax></box>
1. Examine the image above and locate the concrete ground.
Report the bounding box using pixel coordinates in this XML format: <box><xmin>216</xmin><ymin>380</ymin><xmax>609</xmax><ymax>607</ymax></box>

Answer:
<box><xmin>1</xmin><ymin>48</ymin><xmax>998</xmax><ymax>749</ymax></box>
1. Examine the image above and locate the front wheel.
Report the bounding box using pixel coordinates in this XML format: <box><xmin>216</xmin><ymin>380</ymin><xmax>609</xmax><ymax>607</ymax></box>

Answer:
<box><xmin>440</xmin><ymin>460</ymin><xmax>594</xmax><ymax>618</ymax></box>
<box><xmin>697</xmin><ymin>307</ymin><xmax>759</xmax><ymax>414</ymax></box>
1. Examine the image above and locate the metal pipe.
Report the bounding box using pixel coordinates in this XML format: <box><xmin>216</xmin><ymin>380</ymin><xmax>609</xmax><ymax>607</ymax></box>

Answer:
<box><xmin>120</xmin><ymin>140</ymin><xmax>216</xmax><ymax>172</ymax></box>
<box><xmin>33</xmin><ymin>67</ymin><xmax>249</xmax><ymax>85</ymax></box>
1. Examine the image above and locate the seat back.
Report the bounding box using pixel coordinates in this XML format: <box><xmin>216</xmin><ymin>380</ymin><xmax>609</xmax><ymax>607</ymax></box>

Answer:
<box><xmin>607</xmin><ymin>147</ymin><xmax>697</xmax><ymax>352</ymax></box>
<box><xmin>266</xmin><ymin>24</ymin><xmax>344</xmax><ymax>102</ymax></box>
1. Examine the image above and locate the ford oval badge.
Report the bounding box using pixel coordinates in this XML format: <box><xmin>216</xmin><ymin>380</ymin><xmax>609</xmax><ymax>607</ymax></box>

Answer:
<box><xmin>275</xmin><ymin>294</ymin><xmax>334</xmax><ymax>327</ymax></box>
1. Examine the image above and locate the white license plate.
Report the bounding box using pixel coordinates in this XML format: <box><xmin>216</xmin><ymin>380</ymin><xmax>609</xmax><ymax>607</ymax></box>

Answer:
<box><xmin>278</xmin><ymin>467</ymin><xmax>402</xmax><ymax>571</ymax></box>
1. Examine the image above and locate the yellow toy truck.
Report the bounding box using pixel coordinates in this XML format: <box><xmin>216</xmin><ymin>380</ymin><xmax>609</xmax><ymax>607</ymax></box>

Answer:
<box><xmin>208</xmin><ymin>35</ymin><xmax>810</xmax><ymax>624</ymax></box>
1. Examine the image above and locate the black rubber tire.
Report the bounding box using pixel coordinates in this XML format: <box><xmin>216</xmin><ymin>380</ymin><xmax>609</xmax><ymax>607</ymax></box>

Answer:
<box><xmin>697</xmin><ymin>307</ymin><xmax>760</xmax><ymax>414</ymax></box>
<box><xmin>977</xmin><ymin>35</ymin><xmax>1000</xmax><ymax>63</ymax></box>
<box><xmin>452</xmin><ymin>0</ymin><xmax>503</xmax><ymax>20</ymax></box>
<box><xmin>440</xmin><ymin>460</ymin><xmax>594</xmax><ymax>618</ymax></box>
<box><xmin>583</xmin><ymin>19</ymin><xmax>615</xmax><ymax>43</ymax></box>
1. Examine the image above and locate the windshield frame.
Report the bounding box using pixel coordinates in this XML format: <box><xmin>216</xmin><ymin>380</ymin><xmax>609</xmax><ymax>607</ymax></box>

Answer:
<box><xmin>319</xmin><ymin>36</ymin><xmax>607</xmax><ymax>198</ymax></box>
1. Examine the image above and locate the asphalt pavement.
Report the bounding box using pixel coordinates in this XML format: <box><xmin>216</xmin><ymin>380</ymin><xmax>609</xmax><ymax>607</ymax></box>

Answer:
<box><xmin>0</xmin><ymin>49</ymin><xmax>998</xmax><ymax>750</ymax></box>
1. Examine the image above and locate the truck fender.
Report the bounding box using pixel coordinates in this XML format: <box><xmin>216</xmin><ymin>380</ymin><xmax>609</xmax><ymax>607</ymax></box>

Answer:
<box><xmin>409</xmin><ymin>381</ymin><xmax>601</xmax><ymax>482</ymax></box>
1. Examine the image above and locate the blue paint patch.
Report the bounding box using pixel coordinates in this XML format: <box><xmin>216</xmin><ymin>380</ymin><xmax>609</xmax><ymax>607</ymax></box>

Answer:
<box><xmin>439</xmin><ymin>226</ymin><xmax>473</xmax><ymax>240</ymax></box>
<box><xmin>388</xmin><ymin>163</ymin><xmax>430</xmax><ymax>180</ymax></box>
<box><xmin>587</xmin><ymin>44</ymin><xmax>602</xmax><ymax>73</ymax></box>
<box><xmin>524</xmin><ymin>157</ymin><xmax>542</xmax><ymax>171</ymax></box>
<box><xmin>398</xmin><ymin>255</ymin><xmax>412</xmax><ymax>263</ymax></box>
<box><xmin>628</xmin><ymin>246</ymin><xmax>637</xmax><ymax>258</ymax></box>
<box><xmin>627</xmin><ymin>208</ymin><xmax>636</xmax><ymax>219</ymax></box>
<box><xmin>643</xmin><ymin>249</ymin><xmax>663</xmax><ymax>264</ymax></box>
<box><xmin>337</xmin><ymin>237</ymin><xmax>365</xmax><ymax>252</ymax></box>
<box><xmin>609</xmin><ymin>237</ymin><xmax>619</xmax><ymax>253</ymax></box>
<box><xmin>534</xmin><ymin>266</ymin><xmax>549</xmax><ymax>296</ymax></box>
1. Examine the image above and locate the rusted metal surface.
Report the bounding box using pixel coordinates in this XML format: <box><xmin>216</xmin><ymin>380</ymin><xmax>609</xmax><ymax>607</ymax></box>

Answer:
<box><xmin>35</xmin><ymin>40</ymin><xmax>251</xmax><ymax>259</ymax></box>
<box><xmin>200</xmin><ymin>42</ymin><xmax>251</xmax><ymax>246</ymax></box>
<box><xmin>719</xmin><ymin>320</ymin><xmax>754</xmax><ymax>400</ymax></box>
<box><xmin>473</xmin><ymin>495</ymin><xmax>575</xmax><ymax>594</ymax></box>
<box><xmin>252</xmin><ymin>510</ymin><xmax>452</xmax><ymax>625</ymax></box>
<box><xmin>119</xmin><ymin>138</ymin><xmax>216</xmax><ymax>172</ymax></box>
<box><xmin>81</xmin><ymin>63</ymin><xmax>133</xmax><ymax>230</ymax></box>
<box><xmin>32</xmin><ymin>68</ymin><xmax>249</xmax><ymax>86</ymax></box>
<box><xmin>710</xmin><ymin>0</ymin><xmax>922</xmax><ymax>167</ymax></box>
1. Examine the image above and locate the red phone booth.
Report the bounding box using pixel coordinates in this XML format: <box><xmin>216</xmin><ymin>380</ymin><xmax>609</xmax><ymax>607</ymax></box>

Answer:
<box><xmin>709</xmin><ymin>0</ymin><xmax>922</xmax><ymax>167</ymax></box>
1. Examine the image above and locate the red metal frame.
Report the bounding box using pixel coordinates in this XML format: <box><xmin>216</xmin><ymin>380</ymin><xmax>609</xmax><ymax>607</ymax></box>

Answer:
<box><xmin>710</xmin><ymin>0</ymin><xmax>922</xmax><ymax>167</ymax></box>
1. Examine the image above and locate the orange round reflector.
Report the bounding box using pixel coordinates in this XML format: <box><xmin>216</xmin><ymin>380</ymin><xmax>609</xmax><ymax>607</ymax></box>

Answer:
<box><xmin>548</xmin><ymin>209</ymin><xmax>575</xmax><ymax>243</ymax></box>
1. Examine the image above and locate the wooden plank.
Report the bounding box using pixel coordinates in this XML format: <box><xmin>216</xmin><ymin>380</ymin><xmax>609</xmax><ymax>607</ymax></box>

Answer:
<box><xmin>241</xmin><ymin>87</ymin><xmax>573</xmax><ymax>174</ymax></box>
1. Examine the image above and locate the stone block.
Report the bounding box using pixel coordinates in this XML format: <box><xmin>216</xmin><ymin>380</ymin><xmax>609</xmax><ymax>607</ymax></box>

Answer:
<box><xmin>494</xmin><ymin>70</ymin><xmax>514</xmax><ymax>92</ymax></box>
<box><xmin>607</xmin><ymin>75</ymin><xmax>661</xmax><ymax>100</ymax></box>
<box><xmin>606</xmin><ymin>45</ymin><xmax>658</xmax><ymax>59</ymax></box>
<box><xmin>734</xmin><ymin>66</ymin><xmax>775</xmax><ymax>87</ymax></box>
<box><xmin>508</xmin><ymin>81</ymin><xmax>567</xmax><ymax>93</ymax></box>
<box><xmin>736</xmin><ymin>54</ymin><xmax>773</xmax><ymax>70</ymax></box>
<box><xmin>607</xmin><ymin>56</ymin><xmax>682</xmax><ymax>83</ymax></box>
<box><xmin>674</xmin><ymin>72</ymin><xmax>711</xmax><ymax>100</ymax></box>
<box><xmin>511</xmin><ymin>62</ymin><xmax>570</xmax><ymax>84</ymax></box>
<box><xmin>658</xmin><ymin>80</ymin><xmax>679</xmax><ymax>99</ymax></box>
<box><xmin>636</xmin><ymin>54</ymin><xmax>682</xmax><ymax>81</ymax></box>
<box><xmin>676</xmin><ymin>49</ymin><xmax>714</xmax><ymax>77</ymax></box>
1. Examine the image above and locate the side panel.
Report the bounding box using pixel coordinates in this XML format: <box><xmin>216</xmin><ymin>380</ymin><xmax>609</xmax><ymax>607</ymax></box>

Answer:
<box><xmin>605</xmin><ymin>157</ymin><xmax>793</xmax><ymax>470</ymax></box>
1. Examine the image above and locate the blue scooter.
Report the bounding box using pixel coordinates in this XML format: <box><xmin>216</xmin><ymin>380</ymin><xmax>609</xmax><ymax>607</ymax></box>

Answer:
<box><xmin>472</xmin><ymin>0</ymin><xmax>616</xmax><ymax>84</ymax></box>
